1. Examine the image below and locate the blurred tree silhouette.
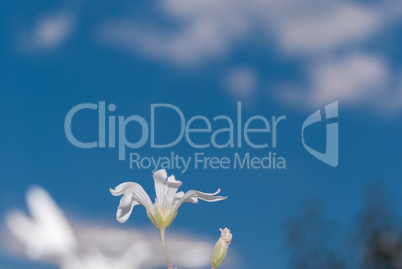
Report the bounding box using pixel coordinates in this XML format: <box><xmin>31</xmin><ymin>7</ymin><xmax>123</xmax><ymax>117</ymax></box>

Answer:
<box><xmin>356</xmin><ymin>184</ymin><xmax>402</xmax><ymax>269</ymax></box>
<box><xmin>286</xmin><ymin>202</ymin><xmax>348</xmax><ymax>269</ymax></box>
<box><xmin>286</xmin><ymin>183</ymin><xmax>402</xmax><ymax>269</ymax></box>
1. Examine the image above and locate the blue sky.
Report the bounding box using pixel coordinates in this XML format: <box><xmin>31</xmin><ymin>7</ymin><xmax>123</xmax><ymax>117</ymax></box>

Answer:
<box><xmin>1</xmin><ymin>1</ymin><xmax>402</xmax><ymax>269</ymax></box>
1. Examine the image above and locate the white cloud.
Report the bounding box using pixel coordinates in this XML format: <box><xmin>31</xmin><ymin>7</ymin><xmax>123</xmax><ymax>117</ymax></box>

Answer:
<box><xmin>275</xmin><ymin>3</ymin><xmax>382</xmax><ymax>54</ymax></box>
<box><xmin>279</xmin><ymin>53</ymin><xmax>402</xmax><ymax>113</ymax></box>
<box><xmin>270</xmin><ymin>1</ymin><xmax>402</xmax><ymax>112</ymax></box>
<box><xmin>99</xmin><ymin>0</ymin><xmax>256</xmax><ymax>65</ymax></box>
<box><xmin>99</xmin><ymin>21</ymin><xmax>227</xmax><ymax>65</ymax></box>
<box><xmin>223</xmin><ymin>67</ymin><xmax>258</xmax><ymax>100</ymax></box>
<box><xmin>310</xmin><ymin>54</ymin><xmax>388</xmax><ymax>104</ymax></box>
<box><xmin>99</xmin><ymin>0</ymin><xmax>385</xmax><ymax>63</ymax></box>
<box><xmin>98</xmin><ymin>0</ymin><xmax>402</xmax><ymax>112</ymax></box>
<box><xmin>18</xmin><ymin>13</ymin><xmax>74</xmax><ymax>51</ymax></box>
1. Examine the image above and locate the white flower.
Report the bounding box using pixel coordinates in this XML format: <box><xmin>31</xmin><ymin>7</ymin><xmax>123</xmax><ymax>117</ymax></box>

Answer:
<box><xmin>5</xmin><ymin>186</ymin><xmax>214</xmax><ymax>269</ymax></box>
<box><xmin>110</xmin><ymin>169</ymin><xmax>227</xmax><ymax>230</ymax></box>
<box><xmin>5</xmin><ymin>186</ymin><xmax>78</xmax><ymax>260</ymax></box>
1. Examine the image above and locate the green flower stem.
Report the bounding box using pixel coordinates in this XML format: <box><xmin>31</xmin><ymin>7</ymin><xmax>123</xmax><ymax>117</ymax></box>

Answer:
<box><xmin>160</xmin><ymin>229</ymin><xmax>173</xmax><ymax>269</ymax></box>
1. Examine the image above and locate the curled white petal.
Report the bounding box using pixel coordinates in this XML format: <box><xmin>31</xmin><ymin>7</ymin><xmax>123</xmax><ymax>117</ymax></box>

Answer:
<box><xmin>110</xmin><ymin>182</ymin><xmax>153</xmax><ymax>214</ymax></box>
<box><xmin>167</xmin><ymin>175</ymin><xmax>182</xmax><ymax>188</ymax></box>
<box><xmin>175</xmin><ymin>191</ymin><xmax>197</xmax><ymax>203</ymax></box>
<box><xmin>116</xmin><ymin>194</ymin><xmax>140</xmax><ymax>223</ymax></box>
<box><xmin>174</xmin><ymin>189</ymin><xmax>227</xmax><ymax>209</ymax></box>
<box><xmin>153</xmin><ymin>169</ymin><xmax>168</xmax><ymax>182</ymax></box>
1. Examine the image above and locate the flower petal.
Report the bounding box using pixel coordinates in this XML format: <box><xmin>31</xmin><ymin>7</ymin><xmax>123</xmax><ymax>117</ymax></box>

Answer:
<box><xmin>116</xmin><ymin>194</ymin><xmax>139</xmax><ymax>223</ymax></box>
<box><xmin>175</xmin><ymin>191</ymin><xmax>197</xmax><ymax>203</ymax></box>
<box><xmin>153</xmin><ymin>170</ymin><xmax>182</xmax><ymax>208</ymax></box>
<box><xmin>167</xmin><ymin>175</ymin><xmax>182</xmax><ymax>189</ymax></box>
<box><xmin>153</xmin><ymin>169</ymin><xmax>168</xmax><ymax>201</ymax></box>
<box><xmin>165</xmin><ymin>175</ymin><xmax>182</xmax><ymax>203</ymax></box>
<box><xmin>174</xmin><ymin>189</ymin><xmax>227</xmax><ymax>209</ymax></box>
<box><xmin>153</xmin><ymin>169</ymin><xmax>168</xmax><ymax>182</ymax></box>
<box><xmin>110</xmin><ymin>182</ymin><xmax>153</xmax><ymax>213</ymax></box>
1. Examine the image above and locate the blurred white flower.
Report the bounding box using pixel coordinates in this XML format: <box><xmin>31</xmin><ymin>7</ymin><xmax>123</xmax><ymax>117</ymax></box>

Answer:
<box><xmin>5</xmin><ymin>186</ymin><xmax>212</xmax><ymax>269</ymax></box>
<box><xmin>5</xmin><ymin>187</ymin><xmax>77</xmax><ymax>260</ymax></box>
<box><xmin>110</xmin><ymin>169</ymin><xmax>226</xmax><ymax>230</ymax></box>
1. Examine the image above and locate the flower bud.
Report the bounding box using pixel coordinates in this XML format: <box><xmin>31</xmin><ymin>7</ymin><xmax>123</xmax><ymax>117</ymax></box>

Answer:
<box><xmin>210</xmin><ymin>228</ymin><xmax>232</xmax><ymax>268</ymax></box>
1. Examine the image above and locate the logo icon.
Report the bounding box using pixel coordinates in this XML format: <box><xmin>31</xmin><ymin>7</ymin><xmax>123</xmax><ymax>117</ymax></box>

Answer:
<box><xmin>302</xmin><ymin>101</ymin><xmax>338</xmax><ymax>167</ymax></box>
